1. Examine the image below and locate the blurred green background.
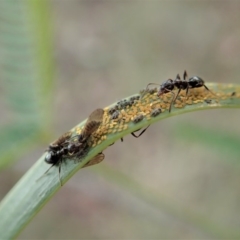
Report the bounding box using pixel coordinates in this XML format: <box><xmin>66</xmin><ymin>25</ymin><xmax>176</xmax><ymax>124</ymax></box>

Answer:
<box><xmin>1</xmin><ymin>0</ymin><xmax>240</xmax><ymax>239</ymax></box>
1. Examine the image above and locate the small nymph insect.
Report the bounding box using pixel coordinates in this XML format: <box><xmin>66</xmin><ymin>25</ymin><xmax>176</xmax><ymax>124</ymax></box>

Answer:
<box><xmin>130</xmin><ymin>108</ymin><xmax>162</xmax><ymax>139</ymax></box>
<box><xmin>133</xmin><ymin>114</ymin><xmax>144</xmax><ymax>123</ymax></box>
<box><xmin>110</xmin><ymin>110</ymin><xmax>120</xmax><ymax>120</ymax></box>
<box><xmin>151</xmin><ymin>108</ymin><xmax>162</xmax><ymax>117</ymax></box>
<box><xmin>144</xmin><ymin>71</ymin><xmax>216</xmax><ymax>112</ymax></box>
<box><xmin>130</xmin><ymin>114</ymin><xmax>150</xmax><ymax>138</ymax></box>
<box><xmin>119</xmin><ymin>114</ymin><xmax>148</xmax><ymax>141</ymax></box>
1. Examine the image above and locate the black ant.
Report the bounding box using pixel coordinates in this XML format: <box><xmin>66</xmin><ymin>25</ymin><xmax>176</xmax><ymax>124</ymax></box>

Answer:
<box><xmin>144</xmin><ymin>71</ymin><xmax>216</xmax><ymax>112</ymax></box>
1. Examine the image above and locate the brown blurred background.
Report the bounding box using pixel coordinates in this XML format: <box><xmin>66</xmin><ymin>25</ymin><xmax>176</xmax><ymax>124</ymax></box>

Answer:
<box><xmin>1</xmin><ymin>1</ymin><xmax>240</xmax><ymax>239</ymax></box>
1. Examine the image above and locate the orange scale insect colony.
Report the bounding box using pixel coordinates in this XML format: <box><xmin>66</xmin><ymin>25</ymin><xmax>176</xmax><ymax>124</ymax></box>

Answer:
<box><xmin>42</xmin><ymin>70</ymin><xmax>233</xmax><ymax>187</ymax></box>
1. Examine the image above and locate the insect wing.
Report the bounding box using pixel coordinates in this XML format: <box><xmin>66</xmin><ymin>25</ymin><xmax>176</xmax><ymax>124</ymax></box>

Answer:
<box><xmin>82</xmin><ymin>108</ymin><xmax>104</xmax><ymax>138</ymax></box>
<box><xmin>82</xmin><ymin>153</ymin><xmax>105</xmax><ymax>168</ymax></box>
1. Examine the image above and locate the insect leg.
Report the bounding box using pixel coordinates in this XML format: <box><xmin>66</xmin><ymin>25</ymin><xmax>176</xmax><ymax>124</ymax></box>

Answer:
<box><xmin>183</xmin><ymin>70</ymin><xmax>188</xmax><ymax>80</ymax></box>
<box><xmin>131</xmin><ymin>125</ymin><xmax>150</xmax><ymax>138</ymax></box>
<box><xmin>166</xmin><ymin>90</ymin><xmax>176</xmax><ymax>113</ymax></box>
<box><xmin>58</xmin><ymin>159</ymin><xmax>63</xmax><ymax>186</ymax></box>
<box><xmin>171</xmin><ymin>88</ymin><xmax>181</xmax><ymax>105</ymax></box>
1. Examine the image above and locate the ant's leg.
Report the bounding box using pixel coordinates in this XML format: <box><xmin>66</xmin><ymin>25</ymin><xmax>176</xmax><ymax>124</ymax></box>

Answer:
<box><xmin>183</xmin><ymin>70</ymin><xmax>188</xmax><ymax>80</ymax></box>
<box><xmin>59</xmin><ymin>160</ymin><xmax>62</xmax><ymax>186</ymax></box>
<box><xmin>172</xmin><ymin>88</ymin><xmax>181</xmax><ymax>104</ymax></box>
<box><xmin>131</xmin><ymin>125</ymin><xmax>150</xmax><ymax>138</ymax></box>
<box><xmin>108</xmin><ymin>137</ymin><xmax>123</xmax><ymax>147</ymax></box>
<box><xmin>185</xmin><ymin>86</ymin><xmax>190</xmax><ymax>100</ymax></box>
<box><xmin>83</xmin><ymin>153</ymin><xmax>105</xmax><ymax>168</ymax></box>
<box><xmin>158</xmin><ymin>87</ymin><xmax>175</xmax><ymax>113</ymax></box>
<box><xmin>176</xmin><ymin>73</ymin><xmax>181</xmax><ymax>80</ymax></box>
<box><xmin>183</xmin><ymin>71</ymin><xmax>189</xmax><ymax>101</ymax></box>
<box><xmin>168</xmin><ymin>91</ymin><xmax>176</xmax><ymax>113</ymax></box>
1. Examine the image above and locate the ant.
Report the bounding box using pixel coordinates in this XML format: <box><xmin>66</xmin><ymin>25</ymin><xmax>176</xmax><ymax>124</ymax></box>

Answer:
<box><xmin>144</xmin><ymin>71</ymin><xmax>216</xmax><ymax>112</ymax></box>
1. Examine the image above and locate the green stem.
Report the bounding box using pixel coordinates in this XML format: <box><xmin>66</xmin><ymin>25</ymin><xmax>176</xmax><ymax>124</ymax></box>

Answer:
<box><xmin>0</xmin><ymin>83</ymin><xmax>239</xmax><ymax>239</ymax></box>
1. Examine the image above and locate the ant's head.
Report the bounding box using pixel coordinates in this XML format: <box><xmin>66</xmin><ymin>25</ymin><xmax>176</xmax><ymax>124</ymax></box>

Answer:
<box><xmin>159</xmin><ymin>79</ymin><xmax>174</xmax><ymax>95</ymax></box>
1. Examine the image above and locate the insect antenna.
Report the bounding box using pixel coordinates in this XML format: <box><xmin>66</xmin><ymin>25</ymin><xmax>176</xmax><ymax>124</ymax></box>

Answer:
<box><xmin>36</xmin><ymin>162</ymin><xmax>59</xmax><ymax>184</ymax></box>
<box><xmin>141</xmin><ymin>82</ymin><xmax>161</xmax><ymax>99</ymax></box>
<box><xmin>58</xmin><ymin>159</ymin><xmax>63</xmax><ymax>186</ymax></box>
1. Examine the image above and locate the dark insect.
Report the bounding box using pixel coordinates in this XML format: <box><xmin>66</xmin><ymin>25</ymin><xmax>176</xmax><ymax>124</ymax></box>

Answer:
<box><xmin>143</xmin><ymin>71</ymin><xmax>215</xmax><ymax>112</ymax></box>
<box><xmin>131</xmin><ymin>114</ymin><xmax>149</xmax><ymax>138</ymax></box>
<box><xmin>118</xmin><ymin>113</ymin><xmax>150</xmax><ymax>142</ymax></box>
<box><xmin>133</xmin><ymin>114</ymin><xmax>144</xmax><ymax>123</ymax></box>
<box><xmin>145</xmin><ymin>87</ymin><xmax>158</xmax><ymax>95</ymax></box>
<box><xmin>67</xmin><ymin>108</ymin><xmax>104</xmax><ymax>158</ymax></box>
<box><xmin>109</xmin><ymin>95</ymin><xmax>140</xmax><ymax>117</ymax></box>
<box><xmin>116</xmin><ymin>97</ymin><xmax>139</xmax><ymax>110</ymax></box>
<box><xmin>130</xmin><ymin>108</ymin><xmax>162</xmax><ymax>139</ymax></box>
<box><xmin>128</xmin><ymin>95</ymin><xmax>140</xmax><ymax>106</ymax></box>
<box><xmin>110</xmin><ymin>110</ymin><xmax>120</xmax><ymax>120</ymax></box>
<box><xmin>38</xmin><ymin>109</ymin><xmax>105</xmax><ymax>186</ymax></box>
<box><xmin>108</xmin><ymin>106</ymin><xmax>118</xmax><ymax>114</ymax></box>
<box><xmin>44</xmin><ymin>131</ymin><xmax>72</xmax><ymax>164</ymax></box>
<box><xmin>37</xmin><ymin>131</ymin><xmax>72</xmax><ymax>186</ymax></box>
<box><xmin>151</xmin><ymin>108</ymin><xmax>162</xmax><ymax>117</ymax></box>
<box><xmin>204</xmin><ymin>99</ymin><xmax>212</xmax><ymax>104</ymax></box>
